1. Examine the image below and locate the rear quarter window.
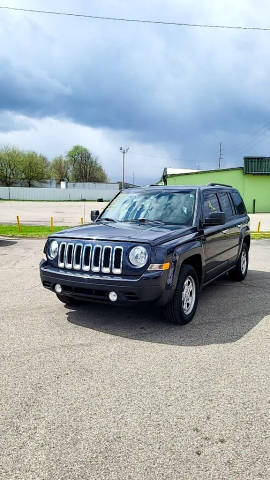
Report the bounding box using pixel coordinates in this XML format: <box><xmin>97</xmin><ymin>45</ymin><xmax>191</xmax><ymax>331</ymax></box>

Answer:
<box><xmin>231</xmin><ymin>192</ymin><xmax>246</xmax><ymax>215</ymax></box>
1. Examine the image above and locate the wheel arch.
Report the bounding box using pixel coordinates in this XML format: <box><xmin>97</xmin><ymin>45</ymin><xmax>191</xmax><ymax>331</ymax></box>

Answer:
<box><xmin>171</xmin><ymin>243</ymin><xmax>204</xmax><ymax>290</ymax></box>
<box><xmin>243</xmin><ymin>234</ymin><xmax>251</xmax><ymax>251</ymax></box>
<box><xmin>181</xmin><ymin>254</ymin><xmax>203</xmax><ymax>286</ymax></box>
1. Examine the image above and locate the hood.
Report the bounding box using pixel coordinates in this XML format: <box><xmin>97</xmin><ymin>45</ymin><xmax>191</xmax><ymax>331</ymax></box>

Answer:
<box><xmin>51</xmin><ymin>221</ymin><xmax>195</xmax><ymax>246</ymax></box>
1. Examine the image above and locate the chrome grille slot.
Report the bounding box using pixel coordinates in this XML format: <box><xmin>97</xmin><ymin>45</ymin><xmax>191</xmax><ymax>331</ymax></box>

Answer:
<box><xmin>112</xmin><ymin>246</ymin><xmax>123</xmax><ymax>274</ymax></box>
<box><xmin>56</xmin><ymin>241</ymin><xmax>123</xmax><ymax>274</ymax></box>
<box><xmin>58</xmin><ymin>242</ymin><xmax>66</xmax><ymax>268</ymax></box>
<box><xmin>73</xmin><ymin>243</ymin><xmax>83</xmax><ymax>270</ymax></box>
<box><xmin>101</xmin><ymin>246</ymin><xmax>112</xmax><ymax>273</ymax></box>
<box><xmin>65</xmin><ymin>243</ymin><xmax>74</xmax><ymax>269</ymax></box>
<box><xmin>82</xmin><ymin>244</ymin><xmax>92</xmax><ymax>272</ymax></box>
<box><xmin>91</xmin><ymin>245</ymin><xmax>102</xmax><ymax>272</ymax></box>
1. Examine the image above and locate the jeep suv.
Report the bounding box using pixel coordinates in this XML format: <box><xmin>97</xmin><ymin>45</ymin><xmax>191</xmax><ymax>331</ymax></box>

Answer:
<box><xmin>40</xmin><ymin>184</ymin><xmax>250</xmax><ymax>324</ymax></box>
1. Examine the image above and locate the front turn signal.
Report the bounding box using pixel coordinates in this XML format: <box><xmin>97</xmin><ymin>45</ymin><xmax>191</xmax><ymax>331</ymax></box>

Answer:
<box><xmin>148</xmin><ymin>262</ymin><xmax>171</xmax><ymax>271</ymax></box>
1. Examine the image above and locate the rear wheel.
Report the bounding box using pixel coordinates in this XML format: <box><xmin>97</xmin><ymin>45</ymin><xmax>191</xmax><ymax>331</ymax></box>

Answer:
<box><xmin>228</xmin><ymin>243</ymin><xmax>249</xmax><ymax>281</ymax></box>
<box><xmin>163</xmin><ymin>264</ymin><xmax>199</xmax><ymax>325</ymax></box>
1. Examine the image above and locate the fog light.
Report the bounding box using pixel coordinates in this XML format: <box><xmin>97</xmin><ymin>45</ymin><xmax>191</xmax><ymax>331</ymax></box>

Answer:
<box><xmin>109</xmin><ymin>291</ymin><xmax>118</xmax><ymax>302</ymax></box>
<box><xmin>55</xmin><ymin>284</ymin><xmax>62</xmax><ymax>294</ymax></box>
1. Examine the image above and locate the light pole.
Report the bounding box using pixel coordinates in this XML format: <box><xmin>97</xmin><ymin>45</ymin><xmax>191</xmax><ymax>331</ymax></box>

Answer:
<box><xmin>120</xmin><ymin>147</ymin><xmax>129</xmax><ymax>190</ymax></box>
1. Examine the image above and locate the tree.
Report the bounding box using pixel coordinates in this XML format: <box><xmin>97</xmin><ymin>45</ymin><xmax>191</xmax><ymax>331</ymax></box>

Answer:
<box><xmin>50</xmin><ymin>155</ymin><xmax>71</xmax><ymax>183</ymax></box>
<box><xmin>0</xmin><ymin>146</ymin><xmax>23</xmax><ymax>186</ymax></box>
<box><xmin>20</xmin><ymin>152</ymin><xmax>48</xmax><ymax>187</ymax></box>
<box><xmin>66</xmin><ymin>145</ymin><xmax>108</xmax><ymax>183</ymax></box>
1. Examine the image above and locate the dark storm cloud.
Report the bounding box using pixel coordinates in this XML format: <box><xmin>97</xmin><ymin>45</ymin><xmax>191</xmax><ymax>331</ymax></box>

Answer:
<box><xmin>1</xmin><ymin>0</ymin><xmax>270</xmax><ymax>169</ymax></box>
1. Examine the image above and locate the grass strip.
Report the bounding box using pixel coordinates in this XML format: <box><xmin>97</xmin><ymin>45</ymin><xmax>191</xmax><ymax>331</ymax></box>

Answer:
<box><xmin>1</xmin><ymin>224</ymin><xmax>270</xmax><ymax>239</ymax></box>
<box><xmin>0</xmin><ymin>225</ymin><xmax>70</xmax><ymax>238</ymax></box>
<box><xmin>250</xmin><ymin>231</ymin><xmax>270</xmax><ymax>239</ymax></box>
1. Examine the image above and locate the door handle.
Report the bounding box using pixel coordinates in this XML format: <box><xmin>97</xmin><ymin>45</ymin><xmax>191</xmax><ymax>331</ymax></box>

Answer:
<box><xmin>222</xmin><ymin>229</ymin><xmax>229</xmax><ymax>234</ymax></box>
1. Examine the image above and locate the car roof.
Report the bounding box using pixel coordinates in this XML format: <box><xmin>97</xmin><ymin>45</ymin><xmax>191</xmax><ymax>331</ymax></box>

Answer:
<box><xmin>122</xmin><ymin>184</ymin><xmax>237</xmax><ymax>193</ymax></box>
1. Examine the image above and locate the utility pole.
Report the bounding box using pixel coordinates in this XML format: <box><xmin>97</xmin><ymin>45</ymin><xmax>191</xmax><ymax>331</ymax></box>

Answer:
<box><xmin>120</xmin><ymin>147</ymin><xmax>129</xmax><ymax>189</ymax></box>
<box><xmin>218</xmin><ymin>142</ymin><xmax>223</xmax><ymax>169</ymax></box>
<box><xmin>132</xmin><ymin>171</ymin><xmax>135</xmax><ymax>186</ymax></box>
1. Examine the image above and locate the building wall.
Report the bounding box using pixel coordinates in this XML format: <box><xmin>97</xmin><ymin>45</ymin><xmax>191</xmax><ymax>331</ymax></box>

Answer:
<box><xmin>167</xmin><ymin>168</ymin><xmax>270</xmax><ymax>213</ymax></box>
<box><xmin>242</xmin><ymin>175</ymin><xmax>270</xmax><ymax>213</ymax></box>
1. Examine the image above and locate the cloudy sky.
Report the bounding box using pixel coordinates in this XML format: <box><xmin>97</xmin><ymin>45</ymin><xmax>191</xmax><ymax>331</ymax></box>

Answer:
<box><xmin>0</xmin><ymin>0</ymin><xmax>270</xmax><ymax>184</ymax></box>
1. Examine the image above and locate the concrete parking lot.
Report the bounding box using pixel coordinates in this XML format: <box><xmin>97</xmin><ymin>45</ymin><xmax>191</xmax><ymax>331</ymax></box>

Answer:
<box><xmin>0</xmin><ymin>200</ymin><xmax>108</xmax><ymax>226</ymax></box>
<box><xmin>1</xmin><ymin>200</ymin><xmax>270</xmax><ymax>230</ymax></box>
<box><xmin>0</xmin><ymin>238</ymin><xmax>269</xmax><ymax>479</ymax></box>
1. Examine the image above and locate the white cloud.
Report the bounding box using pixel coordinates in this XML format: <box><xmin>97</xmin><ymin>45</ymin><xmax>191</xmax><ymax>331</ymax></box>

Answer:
<box><xmin>0</xmin><ymin>114</ymin><xmax>180</xmax><ymax>184</ymax></box>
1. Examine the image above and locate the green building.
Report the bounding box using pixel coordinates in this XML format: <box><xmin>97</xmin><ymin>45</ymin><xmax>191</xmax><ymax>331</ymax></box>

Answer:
<box><xmin>162</xmin><ymin>157</ymin><xmax>270</xmax><ymax>213</ymax></box>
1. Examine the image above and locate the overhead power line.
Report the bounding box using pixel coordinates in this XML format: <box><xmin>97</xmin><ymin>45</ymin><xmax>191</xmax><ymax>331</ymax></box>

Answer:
<box><xmin>0</xmin><ymin>5</ymin><xmax>270</xmax><ymax>32</ymax></box>
<box><xmin>236</xmin><ymin>119</ymin><xmax>270</xmax><ymax>154</ymax></box>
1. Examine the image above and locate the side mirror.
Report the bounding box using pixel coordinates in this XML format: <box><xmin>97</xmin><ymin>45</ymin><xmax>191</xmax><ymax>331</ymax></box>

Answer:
<box><xmin>204</xmin><ymin>211</ymin><xmax>225</xmax><ymax>226</ymax></box>
<box><xmin>90</xmin><ymin>210</ymin><xmax>100</xmax><ymax>222</ymax></box>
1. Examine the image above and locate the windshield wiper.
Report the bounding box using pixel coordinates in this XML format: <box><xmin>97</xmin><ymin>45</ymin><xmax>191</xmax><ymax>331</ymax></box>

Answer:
<box><xmin>127</xmin><ymin>218</ymin><xmax>165</xmax><ymax>225</ymax></box>
<box><xmin>98</xmin><ymin>217</ymin><xmax>117</xmax><ymax>223</ymax></box>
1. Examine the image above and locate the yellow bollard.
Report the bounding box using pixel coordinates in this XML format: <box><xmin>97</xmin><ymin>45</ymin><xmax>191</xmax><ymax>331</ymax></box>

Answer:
<box><xmin>50</xmin><ymin>217</ymin><xmax>54</xmax><ymax>231</ymax></box>
<box><xmin>257</xmin><ymin>221</ymin><xmax>261</xmax><ymax>233</ymax></box>
<box><xmin>16</xmin><ymin>215</ymin><xmax>21</xmax><ymax>232</ymax></box>
<box><xmin>80</xmin><ymin>217</ymin><xmax>84</xmax><ymax>225</ymax></box>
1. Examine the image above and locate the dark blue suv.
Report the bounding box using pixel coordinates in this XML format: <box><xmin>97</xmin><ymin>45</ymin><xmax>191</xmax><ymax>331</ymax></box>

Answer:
<box><xmin>40</xmin><ymin>185</ymin><xmax>250</xmax><ymax>324</ymax></box>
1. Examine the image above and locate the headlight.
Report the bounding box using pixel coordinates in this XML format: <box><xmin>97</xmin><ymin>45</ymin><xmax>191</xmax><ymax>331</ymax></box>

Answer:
<box><xmin>129</xmin><ymin>246</ymin><xmax>148</xmax><ymax>268</ymax></box>
<box><xmin>48</xmin><ymin>240</ymin><xmax>58</xmax><ymax>259</ymax></box>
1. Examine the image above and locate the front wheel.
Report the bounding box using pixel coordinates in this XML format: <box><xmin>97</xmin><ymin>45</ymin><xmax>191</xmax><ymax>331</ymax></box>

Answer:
<box><xmin>228</xmin><ymin>243</ymin><xmax>249</xmax><ymax>281</ymax></box>
<box><xmin>163</xmin><ymin>264</ymin><xmax>199</xmax><ymax>325</ymax></box>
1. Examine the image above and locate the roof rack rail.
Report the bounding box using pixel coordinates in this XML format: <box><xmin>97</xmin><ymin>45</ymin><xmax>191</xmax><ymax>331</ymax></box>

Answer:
<box><xmin>208</xmin><ymin>183</ymin><xmax>232</xmax><ymax>187</ymax></box>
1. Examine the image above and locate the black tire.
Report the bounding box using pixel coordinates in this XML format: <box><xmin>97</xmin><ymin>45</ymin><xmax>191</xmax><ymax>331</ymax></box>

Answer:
<box><xmin>56</xmin><ymin>294</ymin><xmax>79</xmax><ymax>306</ymax></box>
<box><xmin>163</xmin><ymin>264</ymin><xmax>199</xmax><ymax>325</ymax></box>
<box><xmin>228</xmin><ymin>243</ymin><xmax>249</xmax><ymax>281</ymax></box>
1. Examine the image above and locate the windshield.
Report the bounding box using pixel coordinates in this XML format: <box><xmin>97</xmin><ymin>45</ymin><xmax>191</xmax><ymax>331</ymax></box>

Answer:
<box><xmin>100</xmin><ymin>190</ymin><xmax>196</xmax><ymax>226</ymax></box>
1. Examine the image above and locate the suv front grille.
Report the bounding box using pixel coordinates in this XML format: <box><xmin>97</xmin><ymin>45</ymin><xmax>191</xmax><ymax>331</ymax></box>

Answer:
<box><xmin>58</xmin><ymin>242</ymin><xmax>123</xmax><ymax>274</ymax></box>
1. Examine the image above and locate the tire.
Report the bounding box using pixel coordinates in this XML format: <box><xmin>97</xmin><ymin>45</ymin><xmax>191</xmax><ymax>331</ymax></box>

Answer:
<box><xmin>163</xmin><ymin>264</ymin><xmax>199</xmax><ymax>325</ymax></box>
<box><xmin>228</xmin><ymin>243</ymin><xmax>249</xmax><ymax>281</ymax></box>
<box><xmin>56</xmin><ymin>294</ymin><xmax>79</xmax><ymax>306</ymax></box>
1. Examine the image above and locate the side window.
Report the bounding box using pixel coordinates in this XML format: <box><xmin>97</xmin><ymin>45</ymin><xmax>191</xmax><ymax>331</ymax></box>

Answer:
<box><xmin>203</xmin><ymin>193</ymin><xmax>221</xmax><ymax>218</ymax></box>
<box><xmin>231</xmin><ymin>192</ymin><xmax>246</xmax><ymax>215</ymax></box>
<box><xmin>218</xmin><ymin>192</ymin><xmax>234</xmax><ymax>219</ymax></box>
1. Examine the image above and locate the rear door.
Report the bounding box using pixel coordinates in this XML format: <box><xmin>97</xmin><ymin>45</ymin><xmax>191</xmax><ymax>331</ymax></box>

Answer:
<box><xmin>217</xmin><ymin>191</ymin><xmax>240</xmax><ymax>266</ymax></box>
<box><xmin>202</xmin><ymin>191</ymin><xmax>228</xmax><ymax>281</ymax></box>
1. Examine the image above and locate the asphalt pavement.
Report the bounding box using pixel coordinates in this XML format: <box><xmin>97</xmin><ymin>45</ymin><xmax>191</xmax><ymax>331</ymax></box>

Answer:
<box><xmin>0</xmin><ymin>238</ymin><xmax>269</xmax><ymax>479</ymax></box>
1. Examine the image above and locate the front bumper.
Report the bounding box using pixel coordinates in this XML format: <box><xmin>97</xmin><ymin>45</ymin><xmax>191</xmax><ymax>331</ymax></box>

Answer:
<box><xmin>40</xmin><ymin>260</ymin><xmax>173</xmax><ymax>305</ymax></box>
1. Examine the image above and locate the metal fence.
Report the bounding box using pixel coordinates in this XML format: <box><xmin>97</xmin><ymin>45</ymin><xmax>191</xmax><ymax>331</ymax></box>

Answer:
<box><xmin>0</xmin><ymin>185</ymin><xmax>119</xmax><ymax>201</ymax></box>
<box><xmin>66</xmin><ymin>182</ymin><xmax>118</xmax><ymax>190</ymax></box>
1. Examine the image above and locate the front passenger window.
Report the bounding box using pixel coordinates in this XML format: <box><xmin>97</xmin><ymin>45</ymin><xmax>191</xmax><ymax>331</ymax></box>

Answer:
<box><xmin>203</xmin><ymin>193</ymin><xmax>221</xmax><ymax>218</ymax></box>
